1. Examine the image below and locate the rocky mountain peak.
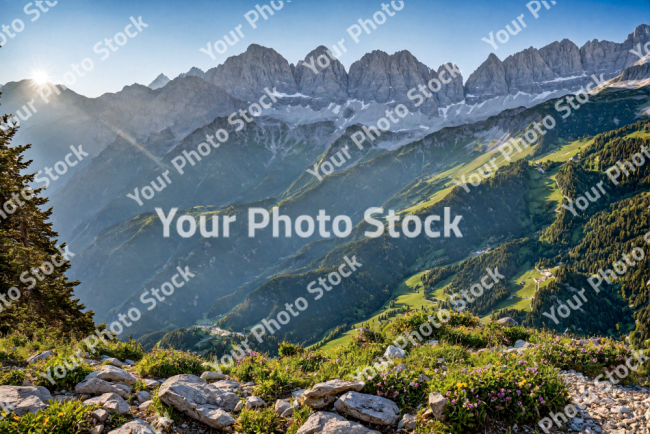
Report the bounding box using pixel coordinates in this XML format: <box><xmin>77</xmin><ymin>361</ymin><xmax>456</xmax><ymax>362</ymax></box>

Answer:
<box><xmin>179</xmin><ymin>67</ymin><xmax>205</xmax><ymax>79</ymax></box>
<box><xmin>204</xmin><ymin>44</ymin><xmax>297</xmax><ymax>102</ymax></box>
<box><xmin>348</xmin><ymin>49</ymin><xmax>443</xmax><ymax>114</ymax></box>
<box><xmin>464</xmin><ymin>53</ymin><xmax>507</xmax><ymax>102</ymax></box>
<box><xmin>294</xmin><ymin>45</ymin><xmax>349</xmax><ymax>105</ymax></box>
<box><xmin>147</xmin><ymin>73</ymin><xmax>170</xmax><ymax>90</ymax></box>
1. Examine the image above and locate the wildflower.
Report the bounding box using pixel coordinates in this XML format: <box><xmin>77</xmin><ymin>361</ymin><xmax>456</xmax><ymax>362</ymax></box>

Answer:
<box><xmin>539</xmin><ymin>396</ymin><xmax>546</xmax><ymax>404</ymax></box>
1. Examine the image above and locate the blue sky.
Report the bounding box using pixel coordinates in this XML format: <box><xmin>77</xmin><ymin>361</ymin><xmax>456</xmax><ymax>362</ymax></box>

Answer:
<box><xmin>1</xmin><ymin>0</ymin><xmax>648</xmax><ymax>97</ymax></box>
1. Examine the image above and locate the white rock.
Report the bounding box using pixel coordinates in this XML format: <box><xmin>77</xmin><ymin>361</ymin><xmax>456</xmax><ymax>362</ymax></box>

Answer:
<box><xmin>384</xmin><ymin>345</ymin><xmax>406</xmax><ymax>359</ymax></box>
<box><xmin>142</xmin><ymin>379</ymin><xmax>160</xmax><ymax>390</ymax></box>
<box><xmin>136</xmin><ymin>391</ymin><xmax>152</xmax><ymax>403</ymax></box>
<box><xmin>303</xmin><ymin>380</ymin><xmax>365</xmax><ymax>399</ymax></box>
<box><xmin>157</xmin><ymin>374</ymin><xmax>237</xmax><ymax>429</ymax></box>
<box><xmin>75</xmin><ymin>378</ymin><xmax>129</xmax><ymax>398</ymax></box>
<box><xmin>0</xmin><ymin>386</ymin><xmax>52</xmax><ymax>416</ymax></box>
<box><xmin>334</xmin><ymin>391</ymin><xmax>400</xmax><ymax>426</ymax></box>
<box><xmin>496</xmin><ymin>317</ymin><xmax>518</xmax><ymax>327</ymax></box>
<box><xmin>86</xmin><ymin>365</ymin><xmax>137</xmax><ymax>385</ymax></box>
<box><xmin>107</xmin><ymin>419</ymin><xmax>156</xmax><ymax>434</ymax></box>
<box><xmin>281</xmin><ymin>406</ymin><xmax>294</xmax><ymax>418</ymax></box>
<box><xmin>398</xmin><ymin>414</ymin><xmax>417</xmax><ymax>431</ymax></box>
<box><xmin>246</xmin><ymin>396</ymin><xmax>266</xmax><ymax>409</ymax></box>
<box><xmin>92</xmin><ymin>408</ymin><xmax>110</xmax><ymax>422</ymax></box>
<box><xmin>26</xmin><ymin>351</ymin><xmax>53</xmax><ymax>364</ymax></box>
<box><xmin>101</xmin><ymin>358</ymin><xmax>125</xmax><ymax>367</ymax></box>
<box><xmin>138</xmin><ymin>400</ymin><xmax>153</xmax><ymax>411</ymax></box>
<box><xmin>200</xmin><ymin>371</ymin><xmax>227</xmax><ymax>381</ymax></box>
<box><xmin>210</xmin><ymin>380</ymin><xmax>241</xmax><ymax>391</ymax></box>
<box><xmin>296</xmin><ymin>411</ymin><xmax>381</xmax><ymax>434</ymax></box>
<box><xmin>514</xmin><ymin>340</ymin><xmax>527</xmax><ymax>348</ymax></box>
<box><xmin>428</xmin><ymin>392</ymin><xmax>447</xmax><ymax>420</ymax></box>
<box><xmin>275</xmin><ymin>399</ymin><xmax>292</xmax><ymax>415</ymax></box>
<box><xmin>83</xmin><ymin>393</ymin><xmax>130</xmax><ymax>415</ymax></box>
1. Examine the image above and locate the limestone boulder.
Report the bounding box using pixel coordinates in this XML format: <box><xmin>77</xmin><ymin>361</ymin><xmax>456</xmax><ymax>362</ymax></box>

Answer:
<box><xmin>75</xmin><ymin>378</ymin><xmax>129</xmax><ymax>398</ymax></box>
<box><xmin>107</xmin><ymin>419</ymin><xmax>156</xmax><ymax>434</ymax></box>
<box><xmin>296</xmin><ymin>411</ymin><xmax>381</xmax><ymax>434</ymax></box>
<box><xmin>157</xmin><ymin>374</ymin><xmax>237</xmax><ymax>429</ymax></box>
<box><xmin>334</xmin><ymin>391</ymin><xmax>400</xmax><ymax>426</ymax></box>
<box><xmin>0</xmin><ymin>386</ymin><xmax>52</xmax><ymax>416</ymax></box>
<box><xmin>83</xmin><ymin>393</ymin><xmax>130</xmax><ymax>415</ymax></box>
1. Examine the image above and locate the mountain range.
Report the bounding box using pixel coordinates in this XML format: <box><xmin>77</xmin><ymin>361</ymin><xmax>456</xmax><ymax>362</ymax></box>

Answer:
<box><xmin>1</xmin><ymin>23</ymin><xmax>649</xmax><ymax>348</ymax></box>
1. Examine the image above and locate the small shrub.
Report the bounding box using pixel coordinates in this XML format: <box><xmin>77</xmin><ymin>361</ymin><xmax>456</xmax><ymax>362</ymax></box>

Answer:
<box><xmin>135</xmin><ymin>349</ymin><xmax>204</xmax><ymax>378</ymax></box>
<box><xmin>0</xmin><ymin>399</ymin><xmax>96</xmax><ymax>433</ymax></box>
<box><xmin>234</xmin><ymin>407</ymin><xmax>280</xmax><ymax>434</ymax></box>
<box><xmin>278</xmin><ymin>342</ymin><xmax>303</xmax><ymax>358</ymax></box>
<box><xmin>352</xmin><ymin>328</ymin><xmax>387</xmax><ymax>347</ymax></box>
<box><xmin>0</xmin><ymin>369</ymin><xmax>25</xmax><ymax>386</ymax></box>
<box><xmin>532</xmin><ymin>339</ymin><xmax>635</xmax><ymax>379</ymax></box>
<box><xmin>364</xmin><ymin>369</ymin><xmax>428</xmax><ymax>411</ymax></box>
<box><xmin>133</xmin><ymin>379</ymin><xmax>147</xmax><ymax>392</ymax></box>
<box><xmin>93</xmin><ymin>338</ymin><xmax>145</xmax><ymax>362</ymax></box>
<box><xmin>32</xmin><ymin>353</ymin><xmax>93</xmax><ymax>392</ymax></box>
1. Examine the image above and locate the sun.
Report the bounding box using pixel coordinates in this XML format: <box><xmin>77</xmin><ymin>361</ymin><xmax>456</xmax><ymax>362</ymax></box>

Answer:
<box><xmin>31</xmin><ymin>70</ymin><xmax>49</xmax><ymax>85</ymax></box>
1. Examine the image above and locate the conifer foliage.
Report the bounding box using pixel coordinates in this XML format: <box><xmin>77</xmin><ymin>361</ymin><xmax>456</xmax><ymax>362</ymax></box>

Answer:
<box><xmin>0</xmin><ymin>95</ymin><xmax>95</xmax><ymax>337</ymax></box>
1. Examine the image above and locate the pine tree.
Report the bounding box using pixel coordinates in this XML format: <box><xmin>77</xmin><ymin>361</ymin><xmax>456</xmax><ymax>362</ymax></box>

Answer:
<box><xmin>0</xmin><ymin>96</ymin><xmax>95</xmax><ymax>337</ymax></box>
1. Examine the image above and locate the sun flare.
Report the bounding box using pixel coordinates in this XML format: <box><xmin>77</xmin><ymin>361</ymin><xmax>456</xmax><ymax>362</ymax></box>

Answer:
<box><xmin>32</xmin><ymin>70</ymin><xmax>49</xmax><ymax>85</ymax></box>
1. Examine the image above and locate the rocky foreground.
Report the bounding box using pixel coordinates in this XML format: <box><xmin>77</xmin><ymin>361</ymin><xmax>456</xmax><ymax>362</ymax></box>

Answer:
<box><xmin>2</xmin><ymin>338</ymin><xmax>649</xmax><ymax>434</ymax></box>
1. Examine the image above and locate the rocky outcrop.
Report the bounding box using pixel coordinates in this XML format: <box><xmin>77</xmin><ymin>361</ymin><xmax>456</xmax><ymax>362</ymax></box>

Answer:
<box><xmin>539</xmin><ymin>39</ymin><xmax>583</xmax><ymax>77</ymax></box>
<box><xmin>348</xmin><ymin>50</ymin><xmax>443</xmax><ymax>115</ymax></box>
<box><xmin>503</xmin><ymin>47</ymin><xmax>555</xmax><ymax>94</ymax></box>
<box><xmin>334</xmin><ymin>391</ymin><xmax>400</xmax><ymax>425</ymax></box>
<box><xmin>465</xmin><ymin>53</ymin><xmax>509</xmax><ymax>102</ymax></box>
<box><xmin>612</xmin><ymin>57</ymin><xmax>650</xmax><ymax>83</ymax></box>
<box><xmin>157</xmin><ymin>375</ymin><xmax>238</xmax><ymax>429</ymax></box>
<box><xmin>467</xmin><ymin>24</ymin><xmax>650</xmax><ymax>103</ymax></box>
<box><xmin>294</xmin><ymin>46</ymin><xmax>349</xmax><ymax>106</ymax></box>
<box><xmin>204</xmin><ymin>44</ymin><xmax>298</xmax><ymax>102</ymax></box>
<box><xmin>296</xmin><ymin>411</ymin><xmax>381</xmax><ymax>434</ymax></box>
<box><xmin>0</xmin><ymin>386</ymin><xmax>52</xmax><ymax>416</ymax></box>
<box><xmin>581</xmin><ymin>24</ymin><xmax>650</xmax><ymax>76</ymax></box>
